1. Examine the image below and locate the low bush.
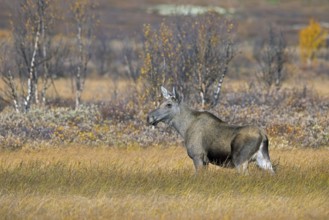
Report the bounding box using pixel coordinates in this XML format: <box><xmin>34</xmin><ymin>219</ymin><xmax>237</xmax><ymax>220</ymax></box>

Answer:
<box><xmin>0</xmin><ymin>85</ymin><xmax>328</xmax><ymax>150</ymax></box>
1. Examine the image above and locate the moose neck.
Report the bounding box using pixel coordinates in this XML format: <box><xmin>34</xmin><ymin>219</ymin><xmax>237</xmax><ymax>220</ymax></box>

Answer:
<box><xmin>171</xmin><ymin>103</ymin><xmax>195</xmax><ymax>138</ymax></box>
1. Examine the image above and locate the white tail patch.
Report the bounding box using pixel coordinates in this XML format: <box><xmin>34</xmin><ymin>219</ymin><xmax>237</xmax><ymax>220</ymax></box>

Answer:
<box><xmin>254</xmin><ymin>142</ymin><xmax>275</xmax><ymax>173</ymax></box>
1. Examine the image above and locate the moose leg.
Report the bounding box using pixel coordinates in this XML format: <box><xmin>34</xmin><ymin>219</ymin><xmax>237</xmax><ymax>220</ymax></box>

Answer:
<box><xmin>231</xmin><ymin>146</ymin><xmax>249</xmax><ymax>174</ymax></box>
<box><xmin>192</xmin><ymin>157</ymin><xmax>204</xmax><ymax>172</ymax></box>
<box><xmin>192</xmin><ymin>154</ymin><xmax>209</xmax><ymax>172</ymax></box>
<box><xmin>232</xmin><ymin>151</ymin><xmax>249</xmax><ymax>174</ymax></box>
<box><xmin>189</xmin><ymin>153</ymin><xmax>209</xmax><ymax>174</ymax></box>
<box><xmin>186</xmin><ymin>142</ymin><xmax>209</xmax><ymax>173</ymax></box>
<box><xmin>236</xmin><ymin>161</ymin><xmax>249</xmax><ymax>175</ymax></box>
<box><xmin>231</xmin><ymin>136</ymin><xmax>260</xmax><ymax>175</ymax></box>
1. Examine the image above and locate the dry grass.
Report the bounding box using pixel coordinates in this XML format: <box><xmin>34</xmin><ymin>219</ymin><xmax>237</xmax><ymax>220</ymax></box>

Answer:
<box><xmin>62</xmin><ymin>77</ymin><xmax>329</xmax><ymax>101</ymax></box>
<box><xmin>1</xmin><ymin>70</ymin><xmax>328</xmax><ymax>109</ymax></box>
<box><xmin>0</xmin><ymin>146</ymin><xmax>328</xmax><ymax>219</ymax></box>
<box><xmin>45</xmin><ymin>78</ymin><xmax>136</xmax><ymax>102</ymax></box>
<box><xmin>0</xmin><ymin>78</ymin><xmax>136</xmax><ymax>106</ymax></box>
<box><xmin>2</xmin><ymin>75</ymin><xmax>326</xmax><ymax>105</ymax></box>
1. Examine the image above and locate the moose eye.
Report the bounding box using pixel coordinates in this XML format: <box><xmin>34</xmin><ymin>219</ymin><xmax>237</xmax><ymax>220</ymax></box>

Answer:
<box><xmin>166</xmin><ymin>103</ymin><xmax>172</xmax><ymax>108</ymax></box>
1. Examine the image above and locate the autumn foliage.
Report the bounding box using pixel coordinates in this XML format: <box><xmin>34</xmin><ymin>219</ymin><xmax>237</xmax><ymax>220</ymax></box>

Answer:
<box><xmin>299</xmin><ymin>19</ymin><xmax>327</xmax><ymax>66</ymax></box>
<box><xmin>139</xmin><ymin>13</ymin><xmax>236</xmax><ymax>109</ymax></box>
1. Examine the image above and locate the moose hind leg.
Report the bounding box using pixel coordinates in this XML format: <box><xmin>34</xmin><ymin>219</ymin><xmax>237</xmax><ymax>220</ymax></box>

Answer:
<box><xmin>236</xmin><ymin>161</ymin><xmax>249</xmax><ymax>175</ymax></box>
<box><xmin>232</xmin><ymin>153</ymin><xmax>250</xmax><ymax>175</ymax></box>
<box><xmin>231</xmin><ymin>136</ymin><xmax>259</xmax><ymax>174</ymax></box>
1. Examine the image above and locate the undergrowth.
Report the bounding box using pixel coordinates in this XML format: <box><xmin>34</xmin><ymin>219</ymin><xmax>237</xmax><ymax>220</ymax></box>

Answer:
<box><xmin>0</xmin><ymin>86</ymin><xmax>328</xmax><ymax>150</ymax></box>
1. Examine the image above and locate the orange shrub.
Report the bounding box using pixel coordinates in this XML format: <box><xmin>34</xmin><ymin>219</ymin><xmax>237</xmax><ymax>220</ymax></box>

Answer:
<box><xmin>299</xmin><ymin>19</ymin><xmax>327</xmax><ymax>66</ymax></box>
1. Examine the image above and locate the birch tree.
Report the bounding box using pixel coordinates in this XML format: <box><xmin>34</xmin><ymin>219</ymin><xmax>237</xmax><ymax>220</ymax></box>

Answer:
<box><xmin>9</xmin><ymin>0</ymin><xmax>61</xmax><ymax>112</ymax></box>
<box><xmin>70</xmin><ymin>0</ymin><xmax>96</xmax><ymax>109</ymax></box>
<box><xmin>140</xmin><ymin>13</ymin><xmax>236</xmax><ymax>109</ymax></box>
<box><xmin>0</xmin><ymin>43</ymin><xmax>20</xmax><ymax>112</ymax></box>
<box><xmin>254</xmin><ymin>26</ymin><xmax>287</xmax><ymax>89</ymax></box>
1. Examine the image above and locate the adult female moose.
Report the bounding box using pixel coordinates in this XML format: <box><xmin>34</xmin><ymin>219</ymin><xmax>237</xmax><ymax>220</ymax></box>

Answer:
<box><xmin>147</xmin><ymin>86</ymin><xmax>275</xmax><ymax>174</ymax></box>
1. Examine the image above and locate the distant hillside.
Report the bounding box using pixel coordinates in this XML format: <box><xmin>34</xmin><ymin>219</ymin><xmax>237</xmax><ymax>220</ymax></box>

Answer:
<box><xmin>0</xmin><ymin>0</ymin><xmax>328</xmax><ymax>44</ymax></box>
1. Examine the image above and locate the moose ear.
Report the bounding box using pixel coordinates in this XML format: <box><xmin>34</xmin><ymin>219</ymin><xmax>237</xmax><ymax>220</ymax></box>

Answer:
<box><xmin>172</xmin><ymin>87</ymin><xmax>181</xmax><ymax>103</ymax></box>
<box><xmin>161</xmin><ymin>86</ymin><xmax>171</xmax><ymax>99</ymax></box>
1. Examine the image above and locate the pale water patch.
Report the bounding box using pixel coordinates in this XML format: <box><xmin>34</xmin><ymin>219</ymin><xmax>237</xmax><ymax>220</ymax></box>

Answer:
<box><xmin>146</xmin><ymin>4</ymin><xmax>235</xmax><ymax>16</ymax></box>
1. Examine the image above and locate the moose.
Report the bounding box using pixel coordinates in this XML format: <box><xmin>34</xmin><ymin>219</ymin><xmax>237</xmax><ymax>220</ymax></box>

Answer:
<box><xmin>147</xmin><ymin>86</ymin><xmax>275</xmax><ymax>174</ymax></box>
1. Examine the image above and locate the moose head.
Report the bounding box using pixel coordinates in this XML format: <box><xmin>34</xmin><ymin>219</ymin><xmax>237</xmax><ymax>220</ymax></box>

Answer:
<box><xmin>147</xmin><ymin>86</ymin><xmax>181</xmax><ymax>126</ymax></box>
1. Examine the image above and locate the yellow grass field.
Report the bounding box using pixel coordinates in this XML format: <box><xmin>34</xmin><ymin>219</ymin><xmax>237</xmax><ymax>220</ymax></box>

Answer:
<box><xmin>30</xmin><ymin>76</ymin><xmax>328</xmax><ymax>104</ymax></box>
<box><xmin>0</xmin><ymin>146</ymin><xmax>328</xmax><ymax>219</ymax></box>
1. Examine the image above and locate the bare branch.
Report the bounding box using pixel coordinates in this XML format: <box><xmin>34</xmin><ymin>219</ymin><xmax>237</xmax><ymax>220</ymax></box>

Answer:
<box><xmin>70</xmin><ymin>0</ymin><xmax>96</xmax><ymax>109</ymax></box>
<box><xmin>254</xmin><ymin>25</ymin><xmax>287</xmax><ymax>90</ymax></box>
<box><xmin>140</xmin><ymin>13</ymin><xmax>237</xmax><ymax>109</ymax></box>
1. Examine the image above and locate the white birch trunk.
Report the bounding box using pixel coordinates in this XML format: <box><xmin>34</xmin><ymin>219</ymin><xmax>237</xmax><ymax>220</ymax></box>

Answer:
<box><xmin>25</xmin><ymin>22</ymin><xmax>41</xmax><ymax>111</ymax></box>
<box><xmin>212</xmin><ymin>71</ymin><xmax>226</xmax><ymax>106</ymax></box>
<box><xmin>75</xmin><ymin>24</ymin><xmax>83</xmax><ymax>109</ymax></box>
